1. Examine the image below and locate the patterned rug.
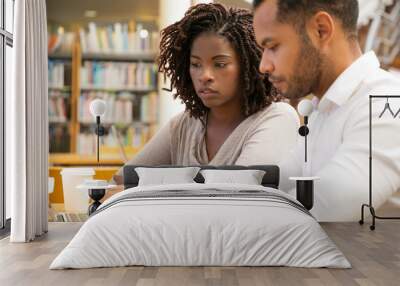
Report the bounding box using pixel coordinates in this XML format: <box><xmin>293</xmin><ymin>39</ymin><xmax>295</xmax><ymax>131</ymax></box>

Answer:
<box><xmin>48</xmin><ymin>211</ymin><xmax>88</xmax><ymax>222</ymax></box>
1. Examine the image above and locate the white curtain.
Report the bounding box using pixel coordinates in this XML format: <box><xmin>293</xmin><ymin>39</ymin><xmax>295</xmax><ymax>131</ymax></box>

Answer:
<box><xmin>7</xmin><ymin>0</ymin><xmax>48</xmax><ymax>242</ymax></box>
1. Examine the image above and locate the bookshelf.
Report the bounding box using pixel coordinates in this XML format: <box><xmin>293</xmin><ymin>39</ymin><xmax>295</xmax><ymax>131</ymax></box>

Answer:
<box><xmin>81</xmin><ymin>52</ymin><xmax>156</xmax><ymax>61</ymax></box>
<box><xmin>48</xmin><ymin>22</ymin><xmax>159</xmax><ymax>166</ymax></box>
<box><xmin>48</xmin><ymin>52</ymin><xmax>73</xmax><ymax>153</ymax></box>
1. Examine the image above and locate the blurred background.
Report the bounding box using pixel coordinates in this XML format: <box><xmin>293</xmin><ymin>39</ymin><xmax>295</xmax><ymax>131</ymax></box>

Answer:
<box><xmin>42</xmin><ymin>0</ymin><xmax>400</xmax><ymax>220</ymax></box>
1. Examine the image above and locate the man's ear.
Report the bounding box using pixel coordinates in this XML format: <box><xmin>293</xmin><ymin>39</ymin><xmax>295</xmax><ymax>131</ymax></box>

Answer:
<box><xmin>307</xmin><ymin>11</ymin><xmax>335</xmax><ymax>47</ymax></box>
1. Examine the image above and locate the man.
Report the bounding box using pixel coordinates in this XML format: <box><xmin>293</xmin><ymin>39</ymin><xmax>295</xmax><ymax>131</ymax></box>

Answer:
<box><xmin>253</xmin><ymin>0</ymin><xmax>400</xmax><ymax>221</ymax></box>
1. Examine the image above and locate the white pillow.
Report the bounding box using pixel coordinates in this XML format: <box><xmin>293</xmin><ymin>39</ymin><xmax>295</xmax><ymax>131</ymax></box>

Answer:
<box><xmin>200</xmin><ymin>169</ymin><xmax>266</xmax><ymax>185</ymax></box>
<box><xmin>135</xmin><ymin>167</ymin><xmax>201</xmax><ymax>186</ymax></box>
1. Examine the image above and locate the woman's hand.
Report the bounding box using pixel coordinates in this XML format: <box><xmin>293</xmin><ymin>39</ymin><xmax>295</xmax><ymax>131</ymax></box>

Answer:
<box><xmin>100</xmin><ymin>184</ymin><xmax>124</xmax><ymax>203</ymax></box>
<box><xmin>113</xmin><ymin>174</ymin><xmax>123</xmax><ymax>185</ymax></box>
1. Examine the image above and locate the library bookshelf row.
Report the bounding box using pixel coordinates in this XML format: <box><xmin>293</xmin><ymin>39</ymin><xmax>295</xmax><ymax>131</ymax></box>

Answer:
<box><xmin>48</xmin><ymin>22</ymin><xmax>160</xmax><ymax>166</ymax></box>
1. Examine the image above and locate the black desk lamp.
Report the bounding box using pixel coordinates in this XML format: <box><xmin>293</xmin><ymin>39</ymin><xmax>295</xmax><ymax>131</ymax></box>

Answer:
<box><xmin>298</xmin><ymin>99</ymin><xmax>313</xmax><ymax>162</ymax></box>
<box><xmin>89</xmin><ymin>99</ymin><xmax>106</xmax><ymax>163</ymax></box>
<box><xmin>85</xmin><ymin>99</ymin><xmax>107</xmax><ymax>215</ymax></box>
<box><xmin>290</xmin><ymin>99</ymin><xmax>319</xmax><ymax>210</ymax></box>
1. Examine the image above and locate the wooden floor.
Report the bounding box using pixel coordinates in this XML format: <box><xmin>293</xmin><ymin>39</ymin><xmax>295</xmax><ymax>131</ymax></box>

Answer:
<box><xmin>0</xmin><ymin>219</ymin><xmax>399</xmax><ymax>286</ymax></box>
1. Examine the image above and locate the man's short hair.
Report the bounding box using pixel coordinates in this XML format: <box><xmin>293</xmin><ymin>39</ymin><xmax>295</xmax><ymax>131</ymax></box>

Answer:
<box><xmin>253</xmin><ymin>0</ymin><xmax>359</xmax><ymax>38</ymax></box>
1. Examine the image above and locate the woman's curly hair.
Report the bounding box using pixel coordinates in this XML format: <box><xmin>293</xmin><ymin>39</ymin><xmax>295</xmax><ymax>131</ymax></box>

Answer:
<box><xmin>158</xmin><ymin>3</ymin><xmax>281</xmax><ymax>119</ymax></box>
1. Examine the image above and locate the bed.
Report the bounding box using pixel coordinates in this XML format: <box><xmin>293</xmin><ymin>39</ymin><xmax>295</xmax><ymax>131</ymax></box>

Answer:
<box><xmin>50</xmin><ymin>165</ymin><xmax>350</xmax><ymax>269</ymax></box>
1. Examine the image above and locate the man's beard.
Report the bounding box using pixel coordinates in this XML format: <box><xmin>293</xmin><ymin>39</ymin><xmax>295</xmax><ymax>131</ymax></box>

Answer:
<box><xmin>280</xmin><ymin>34</ymin><xmax>323</xmax><ymax>100</ymax></box>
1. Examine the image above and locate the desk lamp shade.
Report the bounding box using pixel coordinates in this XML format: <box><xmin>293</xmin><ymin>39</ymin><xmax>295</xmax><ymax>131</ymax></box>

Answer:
<box><xmin>89</xmin><ymin>99</ymin><xmax>106</xmax><ymax>117</ymax></box>
<box><xmin>297</xmin><ymin>99</ymin><xmax>313</xmax><ymax>162</ymax></box>
<box><xmin>89</xmin><ymin>99</ymin><xmax>107</xmax><ymax>163</ymax></box>
<box><xmin>297</xmin><ymin>99</ymin><xmax>313</xmax><ymax>117</ymax></box>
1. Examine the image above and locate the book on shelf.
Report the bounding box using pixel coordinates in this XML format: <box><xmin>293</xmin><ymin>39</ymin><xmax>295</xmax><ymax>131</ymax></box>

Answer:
<box><xmin>77</xmin><ymin>124</ymin><xmax>151</xmax><ymax>157</ymax></box>
<box><xmin>48</xmin><ymin>60</ymin><xmax>72</xmax><ymax>88</ymax></box>
<box><xmin>49</xmin><ymin>91</ymin><xmax>69</xmax><ymax>123</ymax></box>
<box><xmin>79</xmin><ymin>91</ymin><xmax>157</xmax><ymax>124</ymax></box>
<box><xmin>80</xmin><ymin>61</ymin><xmax>157</xmax><ymax>90</ymax></box>
<box><xmin>49</xmin><ymin>125</ymin><xmax>70</xmax><ymax>153</ymax></box>
<box><xmin>80</xmin><ymin>22</ymin><xmax>159</xmax><ymax>54</ymax></box>
<box><xmin>48</xmin><ymin>30</ymin><xmax>75</xmax><ymax>55</ymax></box>
<box><xmin>79</xmin><ymin>91</ymin><xmax>135</xmax><ymax>124</ymax></box>
<box><xmin>140</xmin><ymin>92</ymin><xmax>158</xmax><ymax>123</ymax></box>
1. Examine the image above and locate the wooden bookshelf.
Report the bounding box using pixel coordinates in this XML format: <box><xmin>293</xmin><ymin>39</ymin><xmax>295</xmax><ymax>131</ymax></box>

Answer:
<box><xmin>48</xmin><ymin>52</ymin><xmax>72</xmax><ymax>60</ymax></box>
<box><xmin>48</xmin><ymin>24</ymin><xmax>159</xmax><ymax>166</ymax></box>
<box><xmin>71</xmin><ymin>33</ymin><xmax>81</xmax><ymax>154</ymax></box>
<box><xmin>79</xmin><ymin>86</ymin><xmax>156</xmax><ymax>93</ymax></box>
<box><xmin>49</xmin><ymin>153</ymin><xmax>124</xmax><ymax>166</ymax></box>
<box><xmin>81</xmin><ymin>51</ymin><xmax>157</xmax><ymax>62</ymax></box>
<box><xmin>48</xmin><ymin>86</ymin><xmax>71</xmax><ymax>91</ymax></box>
<box><xmin>48</xmin><ymin>49</ymin><xmax>74</xmax><ymax>153</ymax></box>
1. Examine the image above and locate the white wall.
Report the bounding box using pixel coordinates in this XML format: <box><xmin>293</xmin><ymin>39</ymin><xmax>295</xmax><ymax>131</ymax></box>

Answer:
<box><xmin>157</xmin><ymin>0</ymin><xmax>214</xmax><ymax>128</ymax></box>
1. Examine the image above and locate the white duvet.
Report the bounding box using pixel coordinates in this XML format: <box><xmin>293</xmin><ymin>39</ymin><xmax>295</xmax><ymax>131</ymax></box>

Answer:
<box><xmin>50</xmin><ymin>183</ymin><xmax>350</xmax><ymax>269</ymax></box>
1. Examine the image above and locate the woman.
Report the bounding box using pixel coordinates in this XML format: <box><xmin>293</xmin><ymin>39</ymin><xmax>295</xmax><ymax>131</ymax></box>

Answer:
<box><xmin>113</xmin><ymin>3</ymin><xmax>299</xmax><ymax>184</ymax></box>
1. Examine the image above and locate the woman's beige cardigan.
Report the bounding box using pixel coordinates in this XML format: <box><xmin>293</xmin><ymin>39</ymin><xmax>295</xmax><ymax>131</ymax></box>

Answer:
<box><xmin>116</xmin><ymin>102</ymin><xmax>299</xmax><ymax>176</ymax></box>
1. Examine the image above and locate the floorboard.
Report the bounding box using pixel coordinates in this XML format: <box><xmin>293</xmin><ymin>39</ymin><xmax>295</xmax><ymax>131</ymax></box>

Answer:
<box><xmin>1</xmin><ymin>219</ymin><xmax>399</xmax><ymax>286</ymax></box>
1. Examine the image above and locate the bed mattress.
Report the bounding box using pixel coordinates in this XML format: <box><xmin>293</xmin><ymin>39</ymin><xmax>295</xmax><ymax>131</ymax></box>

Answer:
<box><xmin>50</xmin><ymin>183</ymin><xmax>350</xmax><ymax>269</ymax></box>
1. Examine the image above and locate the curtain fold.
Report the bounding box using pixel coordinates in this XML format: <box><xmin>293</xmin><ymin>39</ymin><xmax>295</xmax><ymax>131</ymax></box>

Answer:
<box><xmin>9</xmin><ymin>0</ymin><xmax>48</xmax><ymax>242</ymax></box>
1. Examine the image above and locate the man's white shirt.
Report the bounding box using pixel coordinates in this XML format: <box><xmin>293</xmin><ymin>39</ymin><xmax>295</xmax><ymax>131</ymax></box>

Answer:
<box><xmin>279</xmin><ymin>51</ymin><xmax>400</xmax><ymax>221</ymax></box>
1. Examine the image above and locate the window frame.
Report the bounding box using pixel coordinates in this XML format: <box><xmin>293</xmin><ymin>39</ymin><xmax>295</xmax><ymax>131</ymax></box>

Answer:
<box><xmin>0</xmin><ymin>0</ymin><xmax>14</xmax><ymax>235</ymax></box>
